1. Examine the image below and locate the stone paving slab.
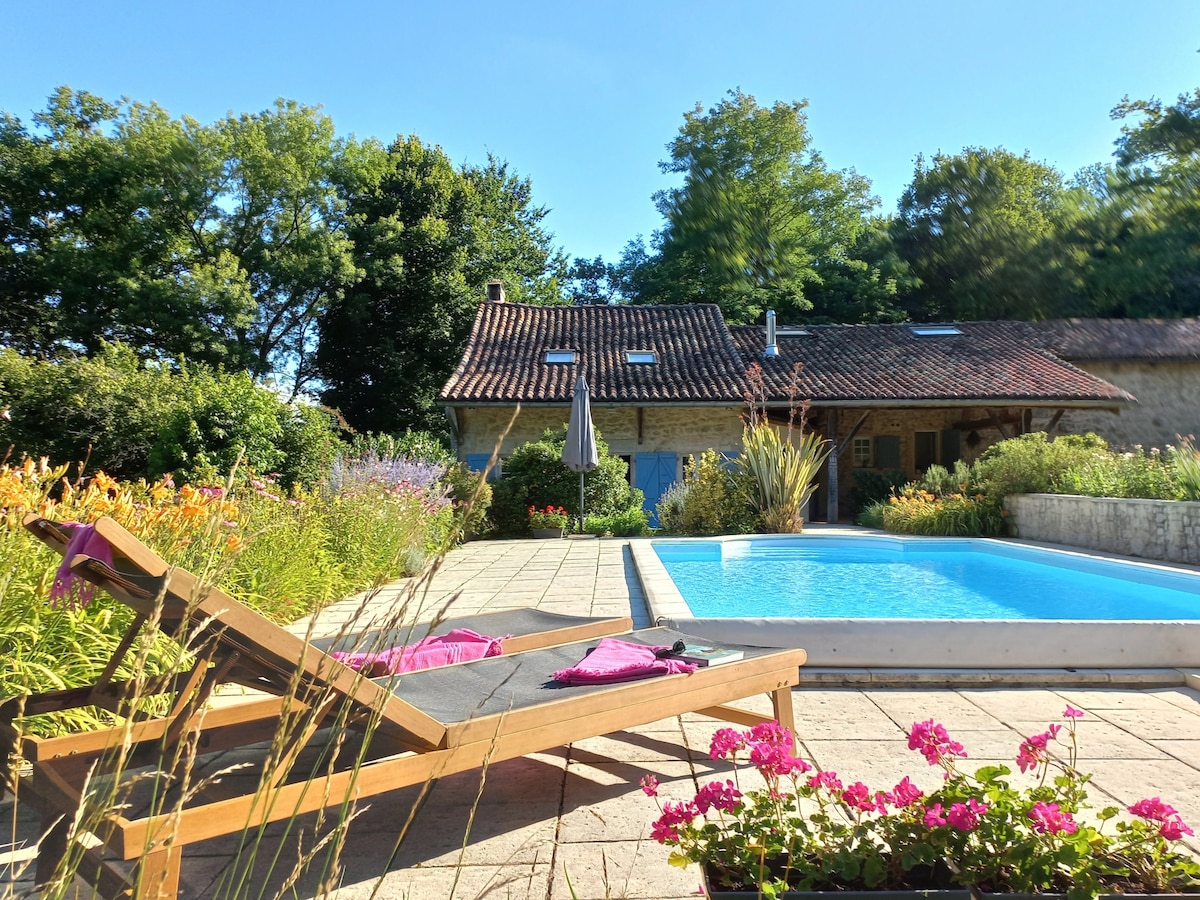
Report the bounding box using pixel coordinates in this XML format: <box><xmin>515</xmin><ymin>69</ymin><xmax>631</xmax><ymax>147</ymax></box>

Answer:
<box><xmin>6</xmin><ymin>535</ymin><xmax>1200</xmax><ymax>898</ymax></box>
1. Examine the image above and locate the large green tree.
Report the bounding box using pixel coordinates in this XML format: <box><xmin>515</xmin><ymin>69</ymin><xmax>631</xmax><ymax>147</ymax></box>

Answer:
<box><xmin>629</xmin><ymin>90</ymin><xmax>880</xmax><ymax>324</ymax></box>
<box><xmin>1063</xmin><ymin>89</ymin><xmax>1200</xmax><ymax>318</ymax></box>
<box><xmin>315</xmin><ymin>138</ymin><xmax>564</xmax><ymax>436</ymax></box>
<box><xmin>0</xmin><ymin>89</ymin><xmax>361</xmax><ymax>394</ymax></box>
<box><xmin>893</xmin><ymin>147</ymin><xmax>1077</xmax><ymax>321</ymax></box>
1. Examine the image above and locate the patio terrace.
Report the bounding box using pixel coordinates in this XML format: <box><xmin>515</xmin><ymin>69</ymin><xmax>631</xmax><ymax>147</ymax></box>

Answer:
<box><xmin>3</xmin><ymin>534</ymin><xmax>1199</xmax><ymax>899</ymax></box>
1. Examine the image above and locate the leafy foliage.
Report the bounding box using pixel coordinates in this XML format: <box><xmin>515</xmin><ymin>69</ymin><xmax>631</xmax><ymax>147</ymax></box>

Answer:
<box><xmin>628</xmin><ymin>90</ymin><xmax>884</xmax><ymax>324</ymax></box>
<box><xmin>0</xmin><ymin>448</ymin><xmax>461</xmax><ymax>736</ymax></box>
<box><xmin>972</xmin><ymin>432</ymin><xmax>1111</xmax><ymax>498</ymax></box>
<box><xmin>848</xmin><ymin>467</ymin><xmax>909</xmax><ymax>516</ymax></box>
<box><xmin>894</xmin><ymin>147</ymin><xmax>1077</xmax><ymax>321</ymax></box>
<box><xmin>488</xmin><ymin>427</ymin><xmax>644</xmax><ymax>535</ymax></box>
<box><xmin>736</xmin><ymin>422</ymin><xmax>830</xmax><ymax>533</ymax></box>
<box><xmin>316</xmin><ymin>139</ymin><xmax>565</xmax><ymax>436</ymax></box>
<box><xmin>0</xmin><ymin>89</ymin><xmax>363</xmax><ymax>393</ymax></box>
<box><xmin>1169</xmin><ymin>434</ymin><xmax>1200</xmax><ymax>501</ymax></box>
<box><xmin>656</xmin><ymin>451</ymin><xmax>753</xmax><ymax>536</ymax></box>
<box><xmin>0</xmin><ymin>344</ymin><xmax>341</xmax><ymax>490</ymax></box>
<box><xmin>882</xmin><ymin>488</ymin><xmax>1005</xmax><ymax>537</ymax></box>
<box><xmin>583</xmin><ymin>507</ymin><xmax>650</xmax><ymax>537</ymax></box>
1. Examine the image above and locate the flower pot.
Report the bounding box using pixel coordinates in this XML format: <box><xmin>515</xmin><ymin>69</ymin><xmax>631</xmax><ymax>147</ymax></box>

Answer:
<box><xmin>701</xmin><ymin>860</ymin><xmax>969</xmax><ymax>899</ymax></box>
<box><xmin>531</xmin><ymin>527</ymin><xmax>565</xmax><ymax>538</ymax></box>
<box><xmin>701</xmin><ymin>863</ymin><xmax>1196</xmax><ymax>899</ymax></box>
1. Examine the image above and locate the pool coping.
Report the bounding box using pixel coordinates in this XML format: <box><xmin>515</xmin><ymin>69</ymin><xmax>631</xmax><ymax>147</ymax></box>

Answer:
<box><xmin>630</xmin><ymin>529</ymin><xmax>1200</xmax><ymax>678</ymax></box>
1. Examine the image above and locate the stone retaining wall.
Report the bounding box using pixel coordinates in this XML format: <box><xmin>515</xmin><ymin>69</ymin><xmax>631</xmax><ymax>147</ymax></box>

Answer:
<box><xmin>1005</xmin><ymin>493</ymin><xmax>1200</xmax><ymax>564</ymax></box>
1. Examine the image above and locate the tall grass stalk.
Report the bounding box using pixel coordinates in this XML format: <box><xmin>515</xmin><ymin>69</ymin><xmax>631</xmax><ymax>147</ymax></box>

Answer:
<box><xmin>1169</xmin><ymin>435</ymin><xmax>1200</xmax><ymax>501</ymax></box>
<box><xmin>4</xmin><ymin>407</ymin><xmax>522</xmax><ymax>900</ymax></box>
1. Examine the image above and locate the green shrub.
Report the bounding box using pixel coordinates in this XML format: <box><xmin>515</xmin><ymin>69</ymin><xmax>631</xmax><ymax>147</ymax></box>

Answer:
<box><xmin>0</xmin><ymin>344</ymin><xmax>343</xmax><ymax>490</ymax></box>
<box><xmin>347</xmin><ymin>430</ymin><xmax>453</xmax><ymax>466</ymax></box>
<box><xmin>489</xmin><ymin>427</ymin><xmax>643</xmax><ymax>534</ymax></box>
<box><xmin>1170</xmin><ymin>435</ymin><xmax>1200</xmax><ymax>501</ymax></box>
<box><xmin>917</xmin><ymin>461</ymin><xmax>973</xmax><ymax>498</ymax></box>
<box><xmin>881</xmin><ymin>488</ymin><xmax>1005</xmax><ymax>536</ymax></box>
<box><xmin>0</xmin><ymin>344</ymin><xmax>182</xmax><ymax>479</ymax></box>
<box><xmin>443</xmin><ymin>461</ymin><xmax>493</xmax><ymax>539</ymax></box>
<box><xmin>1056</xmin><ymin>446</ymin><xmax>1182</xmax><ymax>500</ymax></box>
<box><xmin>972</xmin><ymin>432</ymin><xmax>1109</xmax><ymax>498</ymax></box>
<box><xmin>655</xmin><ymin>480</ymin><xmax>691</xmax><ymax>534</ymax></box>
<box><xmin>656</xmin><ymin>451</ymin><xmax>755</xmax><ymax>536</ymax></box>
<box><xmin>856</xmin><ymin>500</ymin><xmax>887</xmax><ymax>529</ymax></box>
<box><xmin>848</xmin><ymin>468</ymin><xmax>908</xmax><ymax>515</ymax></box>
<box><xmin>275</xmin><ymin>402</ymin><xmax>341</xmax><ymax>492</ymax></box>
<box><xmin>584</xmin><ymin>507</ymin><xmax>650</xmax><ymax>536</ymax></box>
<box><xmin>149</xmin><ymin>367</ymin><xmax>286</xmax><ymax>484</ymax></box>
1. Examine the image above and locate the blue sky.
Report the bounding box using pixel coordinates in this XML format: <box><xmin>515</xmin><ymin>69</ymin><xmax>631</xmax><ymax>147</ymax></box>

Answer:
<box><xmin>5</xmin><ymin>1</ymin><xmax>1199</xmax><ymax>266</ymax></box>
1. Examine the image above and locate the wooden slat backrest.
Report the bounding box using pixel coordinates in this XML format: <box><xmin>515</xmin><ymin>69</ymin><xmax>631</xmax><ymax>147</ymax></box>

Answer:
<box><xmin>24</xmin><ymin>515</ymin><xmax>446</xmax><ymax>750</ymax></box>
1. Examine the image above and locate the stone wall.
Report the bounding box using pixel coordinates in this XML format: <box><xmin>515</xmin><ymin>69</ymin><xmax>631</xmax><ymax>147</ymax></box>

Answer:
<box><xmin>1005</xmin><ymin>493</ymin><xmax>1200</xmax><ymax>564</ymax></box>
<box><xmin>453</xmin><ymin>404</ymin><xmax>744</xmax><ymax>481</ymax></box>
<box><xmin>1031</xmin><ymin>361</ymin><xmax>1200</xmax><ymax>450</ymax></box>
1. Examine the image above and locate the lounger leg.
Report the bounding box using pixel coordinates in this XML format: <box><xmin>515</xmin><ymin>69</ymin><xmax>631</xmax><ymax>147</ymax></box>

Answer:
<box><xmin>34</xmin><ymin>813</ymin><xmax>69</xmax><ymax>888</ymax></box>
<box><xmin>136</xmin><ymin>843</ymin><xmax>182</xmax><ymax>900</ymax></box>
<box><xmin>771</xmin><ymin>685</ymin><xmax>796</xmax><ymax>736</ymax></box>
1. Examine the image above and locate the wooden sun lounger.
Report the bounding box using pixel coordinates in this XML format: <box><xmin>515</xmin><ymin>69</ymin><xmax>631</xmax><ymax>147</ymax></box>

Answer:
<box><xmin>8</xmin><ymin>516</ymin><xmax>806</xmax><ymax>899</ymax></box>
<box><xmin>18</xmin><ymin>514</ymin><xmax>632</xmax><ymax>714</ymax></box>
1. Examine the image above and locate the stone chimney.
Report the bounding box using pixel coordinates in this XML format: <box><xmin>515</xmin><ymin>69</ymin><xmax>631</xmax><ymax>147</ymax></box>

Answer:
<box><xmin>487</xmin><ymin>280</ymin><xmax>506</xmax><ymax>303</ymax></box>
<box><xmin>764</xmin><ymin>310</ymin><xmax>779</xmax><ymax>358</ymax></box>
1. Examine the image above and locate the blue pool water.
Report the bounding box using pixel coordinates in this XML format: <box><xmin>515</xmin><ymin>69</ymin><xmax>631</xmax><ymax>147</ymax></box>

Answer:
<box><xmin>651</xmin><ymin>537</ymin><xmax>1200</xmax><ymax>621</ymax></box>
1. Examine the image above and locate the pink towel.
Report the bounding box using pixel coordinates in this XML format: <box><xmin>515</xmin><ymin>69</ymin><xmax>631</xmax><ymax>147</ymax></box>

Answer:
<box><xmin>331</xmin><ymin>628</ymin><xmax>507</xmax><ymax>676</ymax></box>
<box><xmin>552</xmin><ymin>638</ymin><xmax>697</xmax><ymax>685</ymax></box>
<box><xmin>49</xmin><ymin>523</ymin><xmax>115</xmax><ymax>607</ymax></box>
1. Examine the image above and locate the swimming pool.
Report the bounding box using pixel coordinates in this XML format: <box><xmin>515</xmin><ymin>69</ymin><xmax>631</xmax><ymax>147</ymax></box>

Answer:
<box><xmin>632</xmin><ymin>533</ymin><xmax>1200</xmax><ymax>669</ymax></box>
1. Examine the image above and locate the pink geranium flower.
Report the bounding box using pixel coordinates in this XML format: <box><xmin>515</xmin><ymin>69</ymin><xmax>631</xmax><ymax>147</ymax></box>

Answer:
<box><xmin>892</xmin><ymin>776</ymin><xmax>924</xmax><ymax>808</ymax></box>
<box><xmin>694</xmin><ymin>779</ymin><xmax>741</xmax><ymax>814</ymax></box>
<box><xmin>807</xmin><ymin>770</ymin><xmax>843</xmax><ymax>792</ymax></box>
<box><xmin>1028</xmin><ymin>801</ymin><xmax>1078</xmax><ymax>835</ymax></box>
<box><xmin>946</xmin><ymin>799</ymin><xmax>988</xmax><ymax>831</ymax></box>
<box><xmin>908</xmin><ymin>719</ymin><xmax>967</xmax><ymax>768</ymax></box>
<box><xmin>709</xmin><ymin>727</ymin><xmax>746</xmax><ymax>760</ymax></box>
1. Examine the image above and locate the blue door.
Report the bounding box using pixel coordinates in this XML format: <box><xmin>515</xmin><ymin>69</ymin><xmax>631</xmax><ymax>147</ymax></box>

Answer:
<box><xmin>635</xmin><ymin>452</ymin><xmax>677</xmax><ymax>527</ymax></box>
<box><xmin>465</xmin><ymin>453</ymin><xmax>501</xmax><ymax>481</ymax></box>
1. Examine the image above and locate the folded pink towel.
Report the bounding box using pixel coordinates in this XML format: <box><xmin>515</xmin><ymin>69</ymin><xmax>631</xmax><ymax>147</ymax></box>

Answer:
<box><xmin>331</xmin><ymin>628</ymin><xmax>507</xmax><ymax>676</ymax></box>
<box><xmin>49</xmin><ymin>522</ymin><xmax>115</xmax><ymax>607</ymax></box>
<box><xmin>552</xmin><ymin>637</ymin><xmax>697</xmax><ymax>685</ymax></box>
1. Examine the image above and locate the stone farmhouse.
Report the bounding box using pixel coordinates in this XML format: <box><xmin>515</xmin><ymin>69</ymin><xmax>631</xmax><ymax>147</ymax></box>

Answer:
<box><xmin>439</xmin><ymin>287</ymin><xmax>1199</xmax><ymax>522</ymax></box>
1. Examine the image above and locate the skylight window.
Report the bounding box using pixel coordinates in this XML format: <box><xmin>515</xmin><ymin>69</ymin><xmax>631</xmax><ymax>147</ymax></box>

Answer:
<box><xmin>545</xmin><ymin>350</ymin><xmax>577</xmax><ymax>364</ymax></box>
<box><xmin>776</xmin><ymin>327</ymin><xmax>810</xmax><ymax>336</ymax></box>
<box><xmin>625</xmin><ymin>350</ymin><xmax>657</xmax><ymax>364</ymax></box>
<box><xmin>910</xmin><ymin>325</ymin><xmax>962</xmax><ymax>336</ymax></box>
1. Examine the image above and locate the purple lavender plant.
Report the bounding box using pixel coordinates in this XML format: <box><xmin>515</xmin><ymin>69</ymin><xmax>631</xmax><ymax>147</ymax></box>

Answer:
<box><xmin>328</xmin><ymin>452</ymin><xmax>451</xmax><ymax>510</ymax></box>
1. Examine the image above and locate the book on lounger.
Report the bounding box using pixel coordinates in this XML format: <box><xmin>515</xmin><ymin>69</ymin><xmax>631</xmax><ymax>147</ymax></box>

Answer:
<box><xmin>675</xmin><ymin>644</ymin><xmax>744</xmax><ymax>666</ymax></box>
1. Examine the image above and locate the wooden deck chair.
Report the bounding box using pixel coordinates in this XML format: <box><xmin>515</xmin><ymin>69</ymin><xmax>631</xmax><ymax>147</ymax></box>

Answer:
<box><xmin>8</xmin><ymin>517</ymin><xmax>806</xmax><ymax>900</ymax></box>
<box><xmin>17</xmin><ymin>514</ymin><xmax>633</xmax><ymax>713</ymax></box>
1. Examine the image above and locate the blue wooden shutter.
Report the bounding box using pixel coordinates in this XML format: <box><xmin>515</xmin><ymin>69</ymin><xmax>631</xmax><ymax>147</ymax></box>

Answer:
<box><xmin>466</xmin><ymin>454</ymin><xmax>501</xmax><ymax>482</ymax></box>
<box><xmin>635</xmin><ymin>452</ymin><xmax>677</xmax><ymax>527</ymax></box>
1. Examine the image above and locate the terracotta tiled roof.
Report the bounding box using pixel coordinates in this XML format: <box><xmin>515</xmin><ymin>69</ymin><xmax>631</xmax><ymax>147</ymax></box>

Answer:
<box><xmin>439</xmin><ymin>302</ymin><xmax>748</xmax><ymax>403</ymax></box>
<box><xmin>728</xmin><ymin>321</ymin><xmax>1134</xmax><ymax>405</ymax></box>
<box><xmin>1035</xmin><ymin>318</ymin><xmax>1200</xmax><ymax>362</ymax></box>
